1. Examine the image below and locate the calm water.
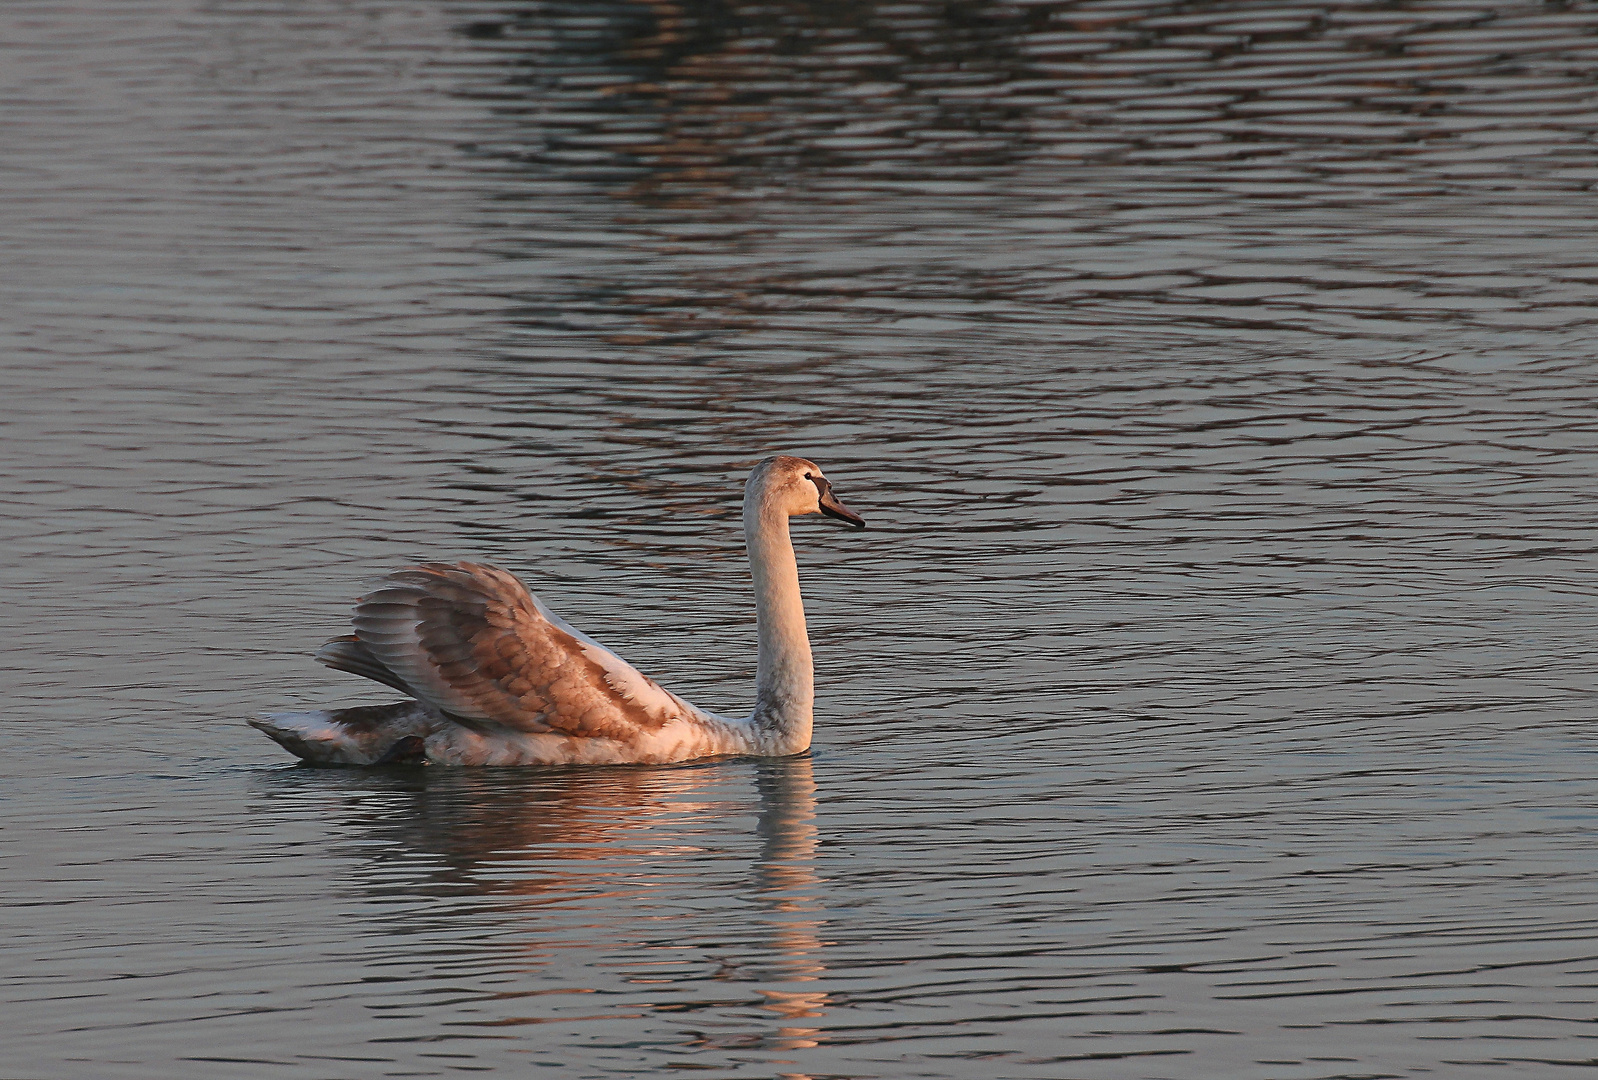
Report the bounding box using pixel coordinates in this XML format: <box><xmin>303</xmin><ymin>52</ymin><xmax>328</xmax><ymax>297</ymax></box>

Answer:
<box><xmin>6</xmin><ymin>1</ymin><xmax>1598</xmax><ymax>1077</ymax></box>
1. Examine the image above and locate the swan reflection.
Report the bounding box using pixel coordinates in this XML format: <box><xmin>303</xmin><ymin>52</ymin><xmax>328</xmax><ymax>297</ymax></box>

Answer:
<box><xmin>751</xmin><ymin>758</ymin><xmax>827</xmax><ymax>1050</ymax></box>
<box><xmin>269</xmin><ymin>757</ymin><xmax>829</xmax><ymax>1051</ymax></box>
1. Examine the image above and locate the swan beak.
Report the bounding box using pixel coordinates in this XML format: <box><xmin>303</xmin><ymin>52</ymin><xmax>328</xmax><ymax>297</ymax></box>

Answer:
<box><xmin>818</xmin><ymin>488</ymin><xmax>866</xmax><ymax>529</ymax></box>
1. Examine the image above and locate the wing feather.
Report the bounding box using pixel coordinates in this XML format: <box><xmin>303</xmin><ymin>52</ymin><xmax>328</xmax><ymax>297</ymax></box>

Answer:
<box><xmin>314</xmin><ymin>636</ymin><xmax>416</xmax><ymax>695</ymax></box>
<box><xmin>346</xmin><ymin>561</ymin><xmax>684</xmax><ymax>741</ymax></box>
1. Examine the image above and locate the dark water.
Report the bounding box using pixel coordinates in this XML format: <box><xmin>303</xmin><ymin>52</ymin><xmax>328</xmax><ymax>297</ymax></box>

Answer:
<box><xmin>6</xmin><ymin>0</ymin><xmax>1598</xmax><ymax>1076</ymax></box>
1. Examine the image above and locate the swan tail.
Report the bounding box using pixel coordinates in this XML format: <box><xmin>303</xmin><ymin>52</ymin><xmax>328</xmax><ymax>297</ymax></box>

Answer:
<box><xmin>248</xmin><ymin>701</ymin><xmax>438</xmax><ymax>766</ymax></box>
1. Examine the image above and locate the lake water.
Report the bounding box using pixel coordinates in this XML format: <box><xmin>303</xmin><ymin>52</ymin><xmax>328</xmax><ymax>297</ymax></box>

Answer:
<box><xmin>6</xmin><ymin>1</ymin><xmax>1598</xmax><ymax>1077</ymax></box>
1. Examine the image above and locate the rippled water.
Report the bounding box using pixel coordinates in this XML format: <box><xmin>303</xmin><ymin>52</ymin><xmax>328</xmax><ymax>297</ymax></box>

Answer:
<box><xmin>6</xmin><ymin>0</ymin><xmax>1598</xmax><ymax>1076</ymax></box>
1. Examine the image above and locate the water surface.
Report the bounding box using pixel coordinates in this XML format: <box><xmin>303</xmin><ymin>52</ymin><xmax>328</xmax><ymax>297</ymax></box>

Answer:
<box><xmin>5</xmin><ymin>1</ymin><xmax>1598</xmax><ymax>1077</ymax></box>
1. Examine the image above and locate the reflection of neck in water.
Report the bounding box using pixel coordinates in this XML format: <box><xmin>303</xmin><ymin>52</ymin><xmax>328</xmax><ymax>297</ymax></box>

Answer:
<box><xmin>753</xmin><ymin>757</ymin><xmax>829</xmax><ymax>1045</ymax></box>
<box><xmin>755</xmin><ymin>755</ymin><xmax>822</xmax><ymax>907</ymax></box>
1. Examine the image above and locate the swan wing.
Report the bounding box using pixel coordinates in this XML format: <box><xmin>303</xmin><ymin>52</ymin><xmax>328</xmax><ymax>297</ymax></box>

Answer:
<box><xmin>347</xmin><ymin>561</ymin><xmax>685</xmax><ymax>739</ymax></box>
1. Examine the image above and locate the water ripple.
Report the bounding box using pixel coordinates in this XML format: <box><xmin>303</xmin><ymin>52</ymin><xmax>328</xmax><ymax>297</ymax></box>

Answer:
<box><xmin>5</xmin><ymin>0</ymin><xmax>1598</xmax><ymax>1077</ymax></box>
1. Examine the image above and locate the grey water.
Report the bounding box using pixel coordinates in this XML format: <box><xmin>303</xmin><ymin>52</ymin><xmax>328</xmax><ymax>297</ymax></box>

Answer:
<box><xmin>5</xmin><ymin>0</ymin><xmax>1598</xmax><ymax>1076</ymax></box>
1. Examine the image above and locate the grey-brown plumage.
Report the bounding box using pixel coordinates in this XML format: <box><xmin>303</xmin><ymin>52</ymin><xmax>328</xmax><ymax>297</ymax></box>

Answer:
<box><xmin>248</xmin><ymin>701</ymin><xmax>436</xmax><ymax>766</ymax></box>
<box><xmin>314</xmin><ymin>636</ymin><xmax>411</xmax><ymax>694</ymax></box>
<box><xmin>250</xmin><ymin>456</ymin><xmax>865</xmax><ymax>766</ymax></box>
<box><xmin>342</xmin><ymin>561</ymin><xmax>682</xmax><ymax>739</ymax></box>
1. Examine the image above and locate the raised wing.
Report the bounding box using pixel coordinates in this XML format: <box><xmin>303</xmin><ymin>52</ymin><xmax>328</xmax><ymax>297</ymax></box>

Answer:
<box><xmin>340</xmin><ymin>562</ymin><xmax>688</xmax><ymax>740</ymax></box>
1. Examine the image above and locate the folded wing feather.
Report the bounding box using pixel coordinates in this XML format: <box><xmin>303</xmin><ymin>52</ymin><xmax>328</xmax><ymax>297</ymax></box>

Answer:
<box><xmin>346</xmin><ymin>562</ymin><xmax>685</xmax><ymax>741</ymax></box>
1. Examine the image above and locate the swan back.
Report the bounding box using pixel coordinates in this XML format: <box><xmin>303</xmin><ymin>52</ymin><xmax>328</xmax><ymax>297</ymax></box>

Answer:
<box><xmin>345</xmin><ymin>562</ymin><xmax>696</xmax><ymax>741</ymax></box>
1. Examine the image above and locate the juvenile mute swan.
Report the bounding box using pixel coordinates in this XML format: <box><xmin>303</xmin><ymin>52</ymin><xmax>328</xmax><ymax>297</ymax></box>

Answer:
<box><xmin>249</xmin><ymin>455</ymin><xmax>865</xmax><ymax>766</ymax></box>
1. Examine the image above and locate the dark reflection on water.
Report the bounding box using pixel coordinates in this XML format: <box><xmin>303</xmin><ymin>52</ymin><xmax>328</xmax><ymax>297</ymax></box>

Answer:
<box><xmin>456</xmin><ymin>0</ymin><xmax>1598</xmax><ymax>229</ymax></box>
<box><xmin>5</xmin><ymin>0</ymin><xmax>1598</xmax><ymax>1076</ymax></box>
<box><xmin>463</xmin><ymin>0</ymin><xmax>1598</xmax><ymax>199</ymax></box>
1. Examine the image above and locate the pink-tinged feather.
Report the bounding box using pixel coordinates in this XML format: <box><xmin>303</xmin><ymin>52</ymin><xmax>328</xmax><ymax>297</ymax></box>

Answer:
<box><xmin>252</xmin><ymin>455</ymin><xmax>862</xmax><ymax>766</ymax></box>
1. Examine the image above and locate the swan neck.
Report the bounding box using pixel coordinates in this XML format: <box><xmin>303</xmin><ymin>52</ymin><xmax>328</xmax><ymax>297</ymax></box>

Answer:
<box><xmin>744</xmin><ymin>499</ymin><xmax>813</xmax><ymax>753</ymax></box>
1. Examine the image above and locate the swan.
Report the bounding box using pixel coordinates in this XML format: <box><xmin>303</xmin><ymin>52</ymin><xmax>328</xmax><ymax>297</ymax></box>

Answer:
<box><xmin>249</xmin><ymin>455</ymin><xmax>866</xmax><ymax>766</ymax></box>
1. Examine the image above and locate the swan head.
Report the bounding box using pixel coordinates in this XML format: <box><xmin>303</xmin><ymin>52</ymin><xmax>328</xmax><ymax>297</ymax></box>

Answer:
<box><xmin>748</xmin><ymin>455</ymin><xmax>866</xmax><ymax>529</ymax></box>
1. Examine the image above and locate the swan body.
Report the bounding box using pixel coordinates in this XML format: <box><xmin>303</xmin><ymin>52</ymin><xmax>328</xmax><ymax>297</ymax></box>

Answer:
<box><xmin>249</xmin><ymin>455</ymin><xmax>864</xmax><ymax>766</ymax></box>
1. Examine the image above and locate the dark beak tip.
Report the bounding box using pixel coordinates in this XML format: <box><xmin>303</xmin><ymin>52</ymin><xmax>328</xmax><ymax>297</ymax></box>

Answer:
<box><xmin>819</xmin><ymin>500</ymin><xmax>866</xmax><ymax>529</ymax></box>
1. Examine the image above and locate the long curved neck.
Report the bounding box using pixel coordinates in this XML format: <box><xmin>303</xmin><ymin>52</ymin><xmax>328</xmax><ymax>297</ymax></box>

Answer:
<box><xmin>744</xmin><ymin>495</ymin><xmax>813</xmax><ymax>753</ymax></box>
